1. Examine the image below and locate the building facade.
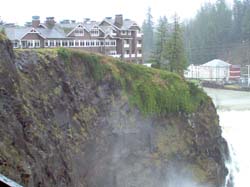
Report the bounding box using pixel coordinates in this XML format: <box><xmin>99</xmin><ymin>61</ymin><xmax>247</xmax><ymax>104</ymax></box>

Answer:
<box><xmin>3</xmin><ymin>15</ymin><xmax>143</xmax><ymax>63</ymax></box>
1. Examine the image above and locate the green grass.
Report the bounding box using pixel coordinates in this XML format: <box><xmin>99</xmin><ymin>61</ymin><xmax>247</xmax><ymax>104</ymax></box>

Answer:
<box><xmin>56</xmin><ymin>48</ymin><xmax>208</xmax><ymax>116</ymax></box>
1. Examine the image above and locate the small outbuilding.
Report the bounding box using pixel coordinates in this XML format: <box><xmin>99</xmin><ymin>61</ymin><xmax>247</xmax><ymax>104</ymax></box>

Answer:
<box><xmin>185</xmin><ymin>59</ymin><xmax>231</xmax><ymax>82</ymax></box>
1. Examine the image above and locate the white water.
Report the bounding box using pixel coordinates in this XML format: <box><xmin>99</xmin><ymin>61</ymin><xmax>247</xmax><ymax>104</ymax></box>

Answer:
<box><xmin>204</xmin><ymin>88</ymin><xmax>250</xmax><ymax>187</ymax></box>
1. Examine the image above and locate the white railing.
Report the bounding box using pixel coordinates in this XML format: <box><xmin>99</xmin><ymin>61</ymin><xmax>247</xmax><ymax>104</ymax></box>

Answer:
<box><xmin>137</xmin><ymin>44</ymin><xmax>142</xmax><ymax>48</ymax></box>
<box><xmin>124</xmin><ymin>44</ymin><xmax>129</xmax><ymax>48</ymax></box>
<box><xmin>131</xmin><ymin>54</ymin><xmax>136</xmax><ymax>58</ymax></box>
<box><xmin>124</xmin><ymin>54</ymin><xmax>130</xmax><ymax>58</ymax></box>
<box><xmin>137</xmin><ymin>54</ymin><xmax>142</xmax><ymax>57</ymax></box>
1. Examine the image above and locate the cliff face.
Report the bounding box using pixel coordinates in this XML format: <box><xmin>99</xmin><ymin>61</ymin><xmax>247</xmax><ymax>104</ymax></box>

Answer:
<box><xmin>0</xmin><ymin>35</ymin><xmax>229</xmax><ymax>187</ymax></box>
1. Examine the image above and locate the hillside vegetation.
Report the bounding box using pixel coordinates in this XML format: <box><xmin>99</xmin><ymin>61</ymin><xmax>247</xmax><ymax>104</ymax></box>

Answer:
<box><xmin>0</xmin><ymin>33</ymin><xmax>228</xmax><ymax>187</ymax></box>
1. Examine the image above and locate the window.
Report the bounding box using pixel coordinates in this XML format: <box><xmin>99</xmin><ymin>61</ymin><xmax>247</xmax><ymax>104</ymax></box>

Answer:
<box><xmin>62</xmin><ymin>40</ymin><xmax>68</xmax><ymax>47</ymax></box>
<box><xmin>27</xmin><ymin>40</ymin><xmax>33</xmax><ymax>48</ymax></box>
<box><xmin>96</xmin><ymin>41</ymin><xmax>100</xmax><ymax>46</ymax></box>
<box><xmin>75</xmin><ymin>41</ymin><xmax>79</xmax><ymax>47</ymax></box>
<box><xmin>56</xmin><ymin>41</ymin><xmax>61</xmax><ymax>47</ymax></box>
<box><xmin>75</xmin><ymin>25</ymin><xmax>84</xmax><ymax>36</ymax></box>
<box><xmin>80</xmin><ymin>41</ymin><xmax>84</xmax><ymax>47</ymax></box>
<box><xmin>13</xmin><ymin>41</ymin><xmax>18</xmax><ymax>48</ymax></box>
<box><xmin>126</xmin><ymin>50</ymin><xmax>129</xmax><ymax>54</ymax></box>
<box><xmin>138</xmin><ymin>50</ymin><xmax>142</xmax><ymax>54</ymax></box>
<box><xmin>138</xmin><ymin>40</ymin><xmax>142</xmax><ymax>44</ymax></box>
<box><xmin>21</xmin><ymin>41</ymin><xmax>27</xmax><ymax>48</ymax></box>
<box><xmin>105</xmin><ymin>41</ymin><xmax>110</xmax><ymax>46</ymax></box>
<box><xmin>91</xmin><ymin>41</ymin><xmax>95</xmax><ymax>46</ymax></box>
<box><xmin>69</xmin><ymin>41</ymin><xmax>74</xmax><ymax>47</ymax></box>
<box><xmin>121</xmin><ymin>30</ymin><xmax>126</xmax><ymax>35</ymax></box>
<box><xmin>111</xmin><ymin>41</ymin><xmax>116</xmax><ymax>46</ymax></box>
<box><xmin>50</xmin><ymin>40</ymin><xmax>55</xmax><ymax>47</ymax></box>
<box><xmin>34</xmin><ymin>40</ymin><xmax>40</xmax><ymax>48</ymax></box>
<box><xmin>45</xmin><ymin>40</ymin><xmax>49</xmax><ymax>47</ymax></box>
<box><xmin>100</xmin><ymin>41</ymin><xmax>104</xmax><ymax>46</ymax></box>
<box><xmin>90</xmin><ymin>28</ymin><xmax>99</xmax><ymax>36</ymax></box>
<box><xmin>86</xmin><ymin>41</ymin><xmax>90</xmax><ymax>46</ymax></box>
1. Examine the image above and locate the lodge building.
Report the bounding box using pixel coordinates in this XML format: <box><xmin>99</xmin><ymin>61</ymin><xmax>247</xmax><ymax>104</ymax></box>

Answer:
<box><xmin>3</xmin><ymin>15</ymin><xmax>143</xmax><ymax>63</ymax></box>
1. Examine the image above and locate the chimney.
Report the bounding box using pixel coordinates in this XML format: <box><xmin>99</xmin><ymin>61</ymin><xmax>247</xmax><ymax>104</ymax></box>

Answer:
<box><xmin>114</xmin><ymin>14</ymin><xmax>123</xmax><ymax>28</ymax></box>
<box><xmin>45</xmin><ymin>17</ymin><xmax>55</xmax><ymax>28</ymax></box>
<box><xmin>32</xmin><ymin>16</ymin><xmax>40</xmax><ymax>28</ymax></box>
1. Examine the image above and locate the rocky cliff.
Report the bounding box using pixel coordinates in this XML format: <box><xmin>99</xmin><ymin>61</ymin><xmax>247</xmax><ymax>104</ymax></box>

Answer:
<box><xmin>0</xmin><ymin>34</ymin><xmax>229</xmax><ymax>187</ymax></box>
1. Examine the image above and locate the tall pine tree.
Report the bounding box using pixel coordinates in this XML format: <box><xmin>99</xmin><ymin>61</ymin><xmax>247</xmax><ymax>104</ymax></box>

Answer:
<box><xmin>142</xmin><ymin>7</ymin><xmax>154</xmax><ymax>63</ymax></box>
<box><xmin>164</xmin><ymin>15</ymin><xmax>187</xmax><ymax>76</ymax></box>
<box><xmin>151</xmin><ymin>16</ymin><xmax>169</xmax><ymax>67</ymax></box>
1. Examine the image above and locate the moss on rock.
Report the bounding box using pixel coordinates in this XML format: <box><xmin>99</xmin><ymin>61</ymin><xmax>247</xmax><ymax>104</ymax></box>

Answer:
<box><xmin>57</xmin><ymin>48</ymin><xmax>208</xmax><ymax>116</ymax></box>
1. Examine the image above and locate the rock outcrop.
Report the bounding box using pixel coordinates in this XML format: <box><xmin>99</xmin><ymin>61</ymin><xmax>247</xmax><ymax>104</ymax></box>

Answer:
<box><xmin>0</xmin><ymin>34</ymin><xmax>229</xmax><ymax>187</ymax></box>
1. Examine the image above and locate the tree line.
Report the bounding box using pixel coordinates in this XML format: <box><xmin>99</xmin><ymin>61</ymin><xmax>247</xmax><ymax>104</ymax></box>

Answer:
<box><xmin>142</xmin><ymin>8</ymin><xmax>187</xmax><ymax>76</ymax></box>
<box><xmin>184</xmin><ymin>0</ymin><xmax>250</xmax><ymax>65</ymax></box>
<box><xmin>142</xmin><ymin>0</ymin><xmax>250</xmax><ymax>69</ymax></box>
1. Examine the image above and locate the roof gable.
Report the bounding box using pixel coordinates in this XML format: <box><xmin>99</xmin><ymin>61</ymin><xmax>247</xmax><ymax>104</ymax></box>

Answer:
<box><xmin>21</xmin><ymin>28</ymin><xmax>46</xmax><ymax>40</ymax></box>
<box><xmin>66</xmin><ymin>24</ymin><xmax>89</xmax><ymax>36</ymax></box>
<box><xmin>99</xmin><ymin>19</ymin><xmax>120</xmax><ymax>30</ymax></box>
<box><xmin>129</xmin><ymin>23</ymin><xmax>140</xmax><ymax>30</ymax></box>
<box><xmin>122</xmin><ymin>20</ymin><xmax>140</xmax><ymax>30</ymax></box>
<box><xmin>201</xmin><ymin>59</ymin><xmax>231</xmax><ymax>67</ymax></box>
<box><xmin>85</xmin><ymin>23</ymin><xmax>104</xmax><ymax>33</ymax></box>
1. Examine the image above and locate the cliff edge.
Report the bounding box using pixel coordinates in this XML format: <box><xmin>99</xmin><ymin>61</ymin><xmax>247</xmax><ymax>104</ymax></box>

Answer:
<box><xmin>0</xmin><ymin>34</ymin><xmax>229</xmax><ymax>187</ymax></box>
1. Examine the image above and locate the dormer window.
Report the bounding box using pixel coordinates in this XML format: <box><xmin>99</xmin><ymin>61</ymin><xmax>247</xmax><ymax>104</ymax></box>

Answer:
<box><xmin>75</xmin><ymin>25</ymin><xmax>84</xmax><ymax>36</ymax></box>
<box><xmin>121</xmin><ymin>30</ymin><xmax>126</xmax><ymax>35</ymax></box>
<box><xmin>91</xmin><ymin>27</ymin><xmax>99</xmax><ymax>36</ymax></box>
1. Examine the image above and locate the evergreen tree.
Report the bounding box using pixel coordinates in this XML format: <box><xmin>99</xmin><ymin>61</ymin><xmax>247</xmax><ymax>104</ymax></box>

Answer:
<box><xmin>241</xmin><ymin>0</ymin><xmax>250</xmax><ymax>41</ymax></box>
<box><xmin>232</xmin><ymin>0</ymin><xmax>243</xmax><ymax>41</ymax></box>
<box><xmin>183</xmin><ymin>0</ymin><xmax>232</xmax><ymax>64</ymax></box>
<box><xmin>142</xmin><ymin>7</ymin><xmax>154</xmax><ymax>63</ymax></box>
<box><xmin>164</xmin><ymin>15</ymin><xmax>187</xmax><ymax>76</ymax></box>
<box><xmin>151</xmin><ymin>16</ymin><xmax>169</xmax><ymax>67</ymax></box>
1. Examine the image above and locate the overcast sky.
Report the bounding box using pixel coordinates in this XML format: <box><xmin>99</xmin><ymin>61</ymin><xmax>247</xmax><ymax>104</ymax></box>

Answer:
<box><xmin>0</xmin><ymin>0</ymin><xmax>233</xmax><ymax>25</ymax></box>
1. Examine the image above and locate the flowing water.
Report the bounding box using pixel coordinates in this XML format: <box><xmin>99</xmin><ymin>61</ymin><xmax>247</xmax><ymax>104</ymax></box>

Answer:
<box><xmin>204</xmin><ymin>88</ymin><xmax>250</xmax><ymax>187</ymax></box>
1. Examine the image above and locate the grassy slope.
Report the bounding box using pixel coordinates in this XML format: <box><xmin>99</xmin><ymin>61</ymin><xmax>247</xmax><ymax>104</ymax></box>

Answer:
<box><xmin>56</xmin><ymin>48</ymin><xmax>208</xmax><ymax>116</ymax></box>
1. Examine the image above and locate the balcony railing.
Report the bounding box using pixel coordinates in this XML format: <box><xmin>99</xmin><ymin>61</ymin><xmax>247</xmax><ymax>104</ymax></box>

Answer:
<box><xmin>137</xmin><ymin>54</ymin><xmax>142</xmax><ymax>58</ymax></box>
<box><xmin>131</xmin><ymin>54</ymin><xmax>136</xmax><ymax>58</ymax></box>
<box><xmin>124</xmin><ymin>54</ymin><xmax>130</xmax><ymax>58</ymax></box>
<box><xmin>137</xmin><ymin>44</ymin><xmax>142</xmax><ymax>48</ymax></box>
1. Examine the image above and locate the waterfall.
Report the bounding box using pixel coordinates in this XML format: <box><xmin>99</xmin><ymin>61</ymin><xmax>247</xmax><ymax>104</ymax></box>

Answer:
<box><xmin>220</xmin><ymin>110</ymin><xmax>250</xmax><ymax>187</ymax></box>
<box><xmin>204</xmin><ymin>88</ymin><xmax>250</xmax><ymax>187</ymax></box>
